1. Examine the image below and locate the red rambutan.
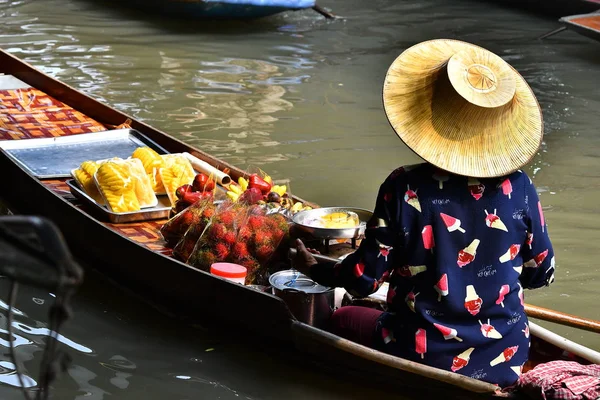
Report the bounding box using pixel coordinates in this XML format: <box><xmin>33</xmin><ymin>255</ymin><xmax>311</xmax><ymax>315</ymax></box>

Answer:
<box><xmin>253</xmin><ymin>230</ymin><xmax>272</xmax><ymax>247</ymax></box>
<box><xmin>202</xmin><ymin>207</ymin><xmax>215</xmax><ymax>219</ymax></box>
<box><xmin>214</xmin><ymin>243</ymin><xmax>230</xmax><ymax>260</ymax></box>
<box><xmin>223</xmin><ymin>231</ymin><xmax>237</xmax><ymax>245</ymax></box>
<box><xmin>255</xmin><ymin>245</ymin><xmax>273</xmax><ymax>261</ymax></box>
<box><xmin>190</xmin><ymin>249</ymin><xmax>217</xmax><ymax>270</ymax></box>
<box><xmin>271</xmin><ymin>229</ymin><xmax>285</xmax><ymax>242</ymax></box>
<box><xmin>248</xmin><ymin>216</ymin><xmax>264</xmax><ymax>230</ymax></box>
<box><xmin>218</xmin><ymin>210</ymin><xmax>235</xmax><ymax>226</ymax></box>
<box><xmin>238</xmin><ymin>226</ymin><xmax>252</xmax><ymax>241</ymax></box>
<box><xmin>180</xmin><ymin>210</ymin><xmax>195</xmax><ymax>227</ymax></box>
<box><xmin>241</xmin><ymin>258</ymin><xmax>260</xmax><ymax>272</ymax></box>
<box><xmin>264</xmin><ymin>217</ymin><xmax>279</xmax><ymax>231</ymax></box>
<box><xmin>209</xmin><ymin>223</ymin><xmax>227</xmax><ymax>241</ymax></box>
<box><xmin>271</xmin><ymin>214</ymin><xmax>290</xmax><ymax>232</ymax></box>
<box><xmin>232</xmin><ymin>242</ymin><xmax>250</xmax><ymax>260</ymax></box>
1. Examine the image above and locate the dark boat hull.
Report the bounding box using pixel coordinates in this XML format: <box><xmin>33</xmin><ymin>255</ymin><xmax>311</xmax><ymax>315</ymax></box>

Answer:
<box><xmin>114</xmin><ymin>0</ymin><xmax>315</xmax><ymax>19</ymax></box>
<box><xmin>481</xmin><ymin>0</ymin><xmax>598</xmax><ymax>17</ymax></box>
<box><xmin>560</xmin><ymin>13</ymin><xmax>600</xmax><ymax>42</ymax></box>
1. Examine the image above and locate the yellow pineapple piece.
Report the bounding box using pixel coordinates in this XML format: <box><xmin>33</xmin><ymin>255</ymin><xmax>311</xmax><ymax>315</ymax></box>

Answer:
<box><xmin>124</xmin><ymin>158</ymin><xmax>158</xmax><ymax>208</ymax></box>
<box><xmin>159</xmin><ymin>154</ymin><xmax>195</xmax><ymax>205</ymax></box>
<box><xmin>95</xmin><ymin>161</ymin><xmax>140</xmax><ymax>213</ymax></box>
<box><xmin>72</xmin><ymin>161</ymin><xmax>104</xmax><ymax>205</ymax></box>
<box><xmin>320</xmin><ymin>211</ymin><xmax>360</xmax><ymax>229</ymax></box>
<box><xmin>80</xmin><ymin>160</ymin><xmax>99</xmax><ymax>176</ymax></box>
<box><xmin>131</xmin><ymin>147</ymin><xmax>165</xmax><ymax>193</ymax></box>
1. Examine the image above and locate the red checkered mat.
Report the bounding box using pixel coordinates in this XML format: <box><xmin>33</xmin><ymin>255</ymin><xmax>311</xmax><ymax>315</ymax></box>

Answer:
<box><xmin>513</xmin><ymin>360</ymin><xmax>600</xmax><ymax>400</ymax></box>
<box><xmin>42</xmin><ymin>179</ymin><xmax>171</xmax><ymax>255</ymax></box>
<box><xmin>0</xmin><ymin>88</ymin><xmax>106</xmax><ymax>139</ymax></box>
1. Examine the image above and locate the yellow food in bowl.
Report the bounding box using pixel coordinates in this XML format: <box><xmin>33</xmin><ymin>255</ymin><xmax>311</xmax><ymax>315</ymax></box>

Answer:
<box><xmin>319</xmin><ymin>211</ymin><xmax>360</xmax><ymax>229</ymax></box>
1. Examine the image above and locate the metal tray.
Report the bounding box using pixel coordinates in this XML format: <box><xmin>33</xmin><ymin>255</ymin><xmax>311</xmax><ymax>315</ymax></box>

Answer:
<box><xmin>292</xmin><ymin>207</ymin><xmax>373</xmax><ymax>239</ymax></box>
<box><xmin>0</xmin><ymin>129</ymin><xmax>168</xmax><ymax>179</ymax></box>
<box><xmin>66</xmin><ymin>179</ymin><xmax>171</xmax><ymax>223</ymax></box>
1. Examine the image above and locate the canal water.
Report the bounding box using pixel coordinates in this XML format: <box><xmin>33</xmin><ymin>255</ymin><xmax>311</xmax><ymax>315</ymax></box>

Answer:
<box><xmin>1</xmin><ymin>0</ymin><xmax>600</xmax><ymax>398</ymax></box>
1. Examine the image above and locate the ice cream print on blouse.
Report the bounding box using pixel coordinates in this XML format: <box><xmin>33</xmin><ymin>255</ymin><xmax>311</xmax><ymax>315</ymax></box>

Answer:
<box><xmin>310</xmin><ymin>163</ymin><xmax>555</xmax><ymax>389</ymax></box>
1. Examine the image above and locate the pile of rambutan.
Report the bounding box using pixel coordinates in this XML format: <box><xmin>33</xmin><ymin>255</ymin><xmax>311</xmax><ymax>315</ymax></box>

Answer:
<box><xmin>160</xmin><ymin>199</ymin><xmax>210</xmax><ymax>246</ymax></box>
<box><xmin>159</xmin><ymin>198</ymin><xmax>216</xmax><ymax>262</ymax></box>
<box><xmin>161</xmin><ymin>199</ymin><xmax>290</xmax><ymax>284</ymax></box>
<box><xmin>192</xmin><ymin>202</ymin><xmax>289</xmax><ymax>284</ymax></box>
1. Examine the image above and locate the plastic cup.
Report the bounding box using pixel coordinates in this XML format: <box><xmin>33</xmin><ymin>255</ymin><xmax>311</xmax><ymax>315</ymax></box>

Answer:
<box><xmin>210</xmin><ymin>262</ymin><xmax>247</xmax><ymax>284</ymax></box>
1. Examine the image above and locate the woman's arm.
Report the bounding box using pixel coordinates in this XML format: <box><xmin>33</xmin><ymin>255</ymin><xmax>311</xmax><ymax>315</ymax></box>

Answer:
<box><xmin>307</xmin><ymin>174</ymin><xmax>400</xmax><ymax>298</ymax></box>
<box><xmin>520</xmin><ymin>178</ymin><xmax>556</xmax><ymax>289</ymax></box>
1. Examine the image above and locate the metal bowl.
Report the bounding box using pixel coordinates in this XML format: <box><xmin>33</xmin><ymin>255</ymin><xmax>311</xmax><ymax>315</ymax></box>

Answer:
<box><xmin>292</xmin><ymin>207</ymin><xmax>373</xmax><ymax>239</ymax></box>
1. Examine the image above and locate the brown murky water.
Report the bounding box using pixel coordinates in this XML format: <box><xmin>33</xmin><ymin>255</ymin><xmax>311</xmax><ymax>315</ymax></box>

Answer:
<box><xmin>1</xmin><ymin>0</ymin><xmax>600</xmax><ymax>398</ymax></box>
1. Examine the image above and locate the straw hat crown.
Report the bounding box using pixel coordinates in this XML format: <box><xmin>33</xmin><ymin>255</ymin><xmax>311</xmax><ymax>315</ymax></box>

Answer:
<box><xmin>383</xmin><ymin>39</ymin><xmax>543</xmax><ymax>178</ymax></box>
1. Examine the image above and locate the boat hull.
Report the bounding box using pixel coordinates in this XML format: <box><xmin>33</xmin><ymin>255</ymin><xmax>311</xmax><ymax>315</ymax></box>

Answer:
<box><xmin>560</xmin><ymin>13</ymin><xmax>600</xmax><ymax>42</ymax></box>
<box><xmin>482</xmin><ymin>0</ymin><xmax>598</xmax><ymax>17</ymax></box>
<box><xmin>122</xmin><ymin>0</ymin><xmax>315</xmax><ymax>19</ymax></box>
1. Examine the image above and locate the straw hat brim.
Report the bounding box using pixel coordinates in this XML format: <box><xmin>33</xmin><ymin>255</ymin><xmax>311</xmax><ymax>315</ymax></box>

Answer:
<box><xmin>383</xmin><ymin>39</ymin><xmax>543</xmax><ymax>178</ymax></box>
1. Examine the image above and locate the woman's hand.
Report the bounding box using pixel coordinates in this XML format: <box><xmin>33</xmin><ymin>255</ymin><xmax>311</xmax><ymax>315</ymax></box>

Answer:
<box><xmin>293</xmin><ymin>239</ymin><xmax>320</xmax><ymax>276</ymax></box>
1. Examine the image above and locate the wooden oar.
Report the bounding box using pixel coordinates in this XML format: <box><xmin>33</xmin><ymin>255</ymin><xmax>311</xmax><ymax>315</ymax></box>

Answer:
<box><xmin>288</xmin><ymin>248</ymin><xmax>600</xmax><ymax>334</ymax></box>
<box><xmin>538</xmin><ymin>26</ymin><xmax>567</xmax><ymax>40</ymax></box>
<box><xmin>525</xmin><ymin>304</ymin><xmax>600</xmax><ymax>334</ymax></box>
<box><xmin>312</xmin><ymin>4</ymin><xmax>335</xmax><ymax>19</ymax></box>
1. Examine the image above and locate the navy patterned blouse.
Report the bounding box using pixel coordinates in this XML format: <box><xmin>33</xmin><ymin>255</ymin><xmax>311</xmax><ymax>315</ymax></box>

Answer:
<box><xmin>311</xmin><ymin>163</ymin><xmax>555</xmax><ymax>388</ymax></box>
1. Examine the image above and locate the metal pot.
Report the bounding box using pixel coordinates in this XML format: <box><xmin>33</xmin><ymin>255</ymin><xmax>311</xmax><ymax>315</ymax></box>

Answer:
<box><xmin>269</xmin><ymin>269</ymin><xmax>335</xmax><ymax>329</ymax></box>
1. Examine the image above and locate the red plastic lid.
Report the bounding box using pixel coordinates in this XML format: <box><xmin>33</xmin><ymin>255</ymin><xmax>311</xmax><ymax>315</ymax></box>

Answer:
<box><xmin>210</xmin><ymin>263</ymin><xmax>247</xmax><ymax>279</ymax></box>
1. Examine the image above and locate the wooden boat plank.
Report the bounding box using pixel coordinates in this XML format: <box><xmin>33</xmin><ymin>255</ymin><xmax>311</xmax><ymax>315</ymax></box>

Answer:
<box><xmin>292</xmin><ymin>321</ymin><xmax>505</xmax><ymax>397</ymax></box>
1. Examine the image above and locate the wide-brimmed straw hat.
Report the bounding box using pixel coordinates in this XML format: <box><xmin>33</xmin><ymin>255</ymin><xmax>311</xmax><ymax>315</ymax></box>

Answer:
<box><xmin>383</xmin><ymin>39</ymin><xmax>543</xmax><ymax>178</ymax></box>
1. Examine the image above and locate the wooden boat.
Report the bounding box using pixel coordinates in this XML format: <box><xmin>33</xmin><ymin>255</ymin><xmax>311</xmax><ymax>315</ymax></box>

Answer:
<box><xmin>114</xmin><ymin>0</ymin><xmax>316</xmax><ymax>19</ymax></box>
<box><xmin>1</xmin><ymin>48</ymin><xmax>599</xmax><ymax>398</ymax></box>
<box><xmin>480</xmin><ymin>0</ymin><xmax>598</xmax><ymax>17</ymax></box>
<box><xmin>560</xmin><ymin>12</ymin><xmax>600</xmax><ymax>42</ymax></box>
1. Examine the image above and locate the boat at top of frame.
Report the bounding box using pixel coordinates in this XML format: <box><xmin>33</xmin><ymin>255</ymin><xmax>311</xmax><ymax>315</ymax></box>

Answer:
<box><xmin>111</xmin><ymin>0</ymin><xmax>316</xmax><ymax>19</ymax></box>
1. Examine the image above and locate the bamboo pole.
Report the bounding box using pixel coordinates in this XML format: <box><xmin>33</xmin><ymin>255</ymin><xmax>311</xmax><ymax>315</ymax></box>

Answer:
<box><xmin>528</xmin><ymin>322</ymin><xmax>600</xmax><ymax>363</ymax></box>
<box><xmin>524</xmin><ymin>304</ymin><xmax>600</xmax><ymax>334</ymax></box>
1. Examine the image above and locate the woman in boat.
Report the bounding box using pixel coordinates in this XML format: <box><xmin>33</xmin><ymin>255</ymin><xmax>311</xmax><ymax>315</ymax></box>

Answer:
<box><xmin>293</xmin><ymin>39</ymin><xmax>556</xmax><ymax>388</ymax></box>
